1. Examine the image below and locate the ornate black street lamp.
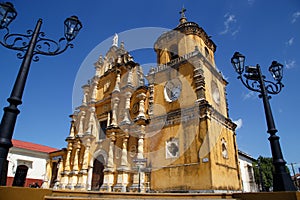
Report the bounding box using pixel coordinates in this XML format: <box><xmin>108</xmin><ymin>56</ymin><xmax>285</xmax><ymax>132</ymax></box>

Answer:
<box><xmin>231</xmin><ymin>52</ymin><xmax>296</xmax><ymax>191</ymax></box>
<box><xmin>0</xmin><ymin>2</ymin><xmax>82</xmax><ymax>184</ymax></box>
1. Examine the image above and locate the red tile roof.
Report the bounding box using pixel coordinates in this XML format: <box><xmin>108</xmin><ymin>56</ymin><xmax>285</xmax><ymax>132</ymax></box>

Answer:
<box><xmin>12</xmin><ymin>139</ymin><xmax>58</xmax><ymax>153</ymax></box>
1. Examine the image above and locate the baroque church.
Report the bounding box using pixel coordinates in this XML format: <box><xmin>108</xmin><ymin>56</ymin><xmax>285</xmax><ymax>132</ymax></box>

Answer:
<box><xmin>46</xmin><ymin>10</ymin><xmax>242</xmax><ymax>193</ymax></box>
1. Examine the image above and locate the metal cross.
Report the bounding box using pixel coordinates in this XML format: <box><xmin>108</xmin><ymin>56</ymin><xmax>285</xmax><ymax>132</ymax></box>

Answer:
<box><xmin>179</xmin><ymin>7</ymin><xmax>186</xmax><ymax>18</ymax></box>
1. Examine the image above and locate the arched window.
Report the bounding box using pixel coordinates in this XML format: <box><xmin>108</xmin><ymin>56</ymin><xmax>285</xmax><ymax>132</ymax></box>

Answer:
<box><xmin>204</xmin><ymin>47</ymin><xmax>209</xmax><ymax>58</ymax></box>
<box><xmin>169</xmin><ymin>44</ymin><xmax>179</xmax><ymax>60</ymax></box>
<box><xmin>12</xmin><ymin>165</ymin><xmax>28</xmax><ymax>187</ymax></box>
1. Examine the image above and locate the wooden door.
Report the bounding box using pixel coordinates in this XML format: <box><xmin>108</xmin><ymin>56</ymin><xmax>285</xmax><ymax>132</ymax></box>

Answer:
<box><xmin>12</xmin><ymin>165</ymin><xmax>28</xmax><ymax>187</ymax></box>
<box><xmin>91</xmin><ymin>156</ymin><xmax>104</xmax><ymax>190</ymax></box>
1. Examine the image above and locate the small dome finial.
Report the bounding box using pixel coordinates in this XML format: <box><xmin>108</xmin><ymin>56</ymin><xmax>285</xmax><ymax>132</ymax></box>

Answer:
<box><xmin>179</xmin><ymin>6</ymin><xmax>187</xmax><ymax>24</ymax></box>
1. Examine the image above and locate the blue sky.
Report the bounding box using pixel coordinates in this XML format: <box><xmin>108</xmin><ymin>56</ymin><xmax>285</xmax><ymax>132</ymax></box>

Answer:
<box><xmin>0</xmin><ymin>1</ymin><xmax>299</xmax><ymax>171</ymax></box>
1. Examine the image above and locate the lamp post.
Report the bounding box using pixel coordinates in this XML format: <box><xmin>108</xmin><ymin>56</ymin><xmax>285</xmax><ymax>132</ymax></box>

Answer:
<box><xmin>0</xmin><ymin>2</ymin><xmax>82</xmax><ymax>184</ymax></box>
<box><xmin>231</xmin><ymin>52</ymin><xmax>296</xmax><ymax>191</ymax></box>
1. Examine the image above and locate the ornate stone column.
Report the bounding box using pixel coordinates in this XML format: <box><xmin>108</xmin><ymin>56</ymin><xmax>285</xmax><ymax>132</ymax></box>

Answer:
<box><xmin>70</xmin><ymin>140</ymin><xmax>81</xmax><ymax>189</ymax></box>
<box><xmin>82</xmin><ymin>85</ymin><xmax>89</xmax><ymax>106</ymax></box>
<box><xmin>114</xmin><ymin>131</ymin><xmax>130</xmax><ymax>192</ymax></box>
<box><xmin>90</xmin><ymin>78</ymin><xmax>98</xmax><ymax>103</ymax></box>
<box><xmin>42</xmin><ymin>159</ymin><xmax>51</xmax><ymax>188</ymax></box>
<box><xmin>78</xmin><ymin>111</ymin><xmax>86</xmax><ymax>136</ymax></box>
<box><xmin>121</xmin><ymin>91</ymin><xmax>132</xmax><ymax>125</ymax></box>
<box><xmin>94</xmin><ymin>55</ymin><xmax>103</xmax><ymax>77</ymax></box>
<box><xmin>63</xmin><ymin>112</ymin><xmax>76</xmax><ymax>188</ymax></box>
<box><xmin>130</xmin><ymin>125</ymin><xmax>147</xmax><ymax>192</ymax></box>
<box><xmin>56</xmin><ymin>158</ymin><xmax>63</xmax><ymax>188</ymax></box>
<box><xmin>87</xmin><ymin>165</ymin><xmax>93</xmax><ymax>191</ymax></box>
<box><xmin>86</xmin><ymin>107</ymin><xmax>96</xmax><ymax>135</ymax></box>
<box><xmin>64</xmin><ymin>141</ymin><xmax>73</xmax><ymax>189</ymax></box>
<box><xmin>110</xmin><ymin>97</ymin><xmax>120</xmax><ymax>127</ymax></box>
<box><xmin>77</xmin><ymin>136</ymin><xmax>92</xmax><ymax>190</ymax></box>
<box><xmin>127</xmin><ymin>68</ymin><xmax>133</xmax><ymax>87</ymax></box>
<box><xmin>137</xmin><ymin>133</ymin><xmax>144</xmax><ymax>160</ymax></box>
<box><xmin>100</xmin><ymin>132</ymin><xmax>116</xmax><ymax>192</ymax></box>
<box><xmin>113</xmin><ymin>70</ymin><xmax>121</xmax><ymax>93</ymax></box>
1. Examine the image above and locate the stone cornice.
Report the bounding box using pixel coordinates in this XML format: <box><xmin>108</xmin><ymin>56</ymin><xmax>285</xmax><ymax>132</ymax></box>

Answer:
<box><xmin>147</xmin><ymin>101</ymin><xmax>236</xmax><ymax>132</ymax></box>
<box><xmin>154</xmin><ymin>22</ymin><xmax>216</xmax><ymax>53</ymax></box>
<box><xmin>146</xmin><ymin>50</ymin><xmax>227</xmax><ymax>86</ymax></box>
<box><xmin>197</xmin><ymin>99</ymin><xmax>237</xmax><ymax>131</ymax></box>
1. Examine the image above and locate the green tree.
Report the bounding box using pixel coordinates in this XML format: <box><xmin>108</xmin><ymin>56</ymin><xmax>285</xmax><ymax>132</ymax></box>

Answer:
<box><xmin>253</xmin><ymin>156</ymin><xmax>291</xmax><ymax>192</ymax></box>
<box><xmin>253</xmin><ymin>156</ymin><xmax>273</xmax><ymax>191</ymax></box>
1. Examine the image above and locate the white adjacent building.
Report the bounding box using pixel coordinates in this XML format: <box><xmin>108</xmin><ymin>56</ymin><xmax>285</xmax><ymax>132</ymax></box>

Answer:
<box><xmin>238</xmin><ymin>150</ymin><xmax>259</xmax><ymax>192</ymax></box>
<box><xmin>2</xmin><ymin>139</ymin><xmax>57</xmax><ymax>187</ymax></box>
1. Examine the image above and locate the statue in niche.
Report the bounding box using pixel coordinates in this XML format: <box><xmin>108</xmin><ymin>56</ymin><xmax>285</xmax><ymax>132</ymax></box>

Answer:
<box><xmin>221</xmin><ymin>138</ymin><xmax>228</xmax><ymax>159</ymax></box>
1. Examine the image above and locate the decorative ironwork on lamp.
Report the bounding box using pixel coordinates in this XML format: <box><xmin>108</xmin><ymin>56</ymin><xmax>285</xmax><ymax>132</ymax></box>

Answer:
<box><xmin>230</xmin><ymin>51</ymin><xmax>296</xmax><ymax>191</ymax></box>
<box><xmin>0</xmin><ymin>2</ymin><xmax>82</xmax><ymax>185</ymax></box>
<box><xmin>0</xmin><ymin>2</ymin><xmax>17</xmax><ymax>29</ymax></box>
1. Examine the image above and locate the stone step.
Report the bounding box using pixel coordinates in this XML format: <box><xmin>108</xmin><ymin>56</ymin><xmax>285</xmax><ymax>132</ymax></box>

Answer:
<box><xmin>45</xmin><ymin>197</ymin><xmax>239</xmax><ymax>200</ymax></box>
<box><xmin>44</xmin><ymin>192</ymin><xmax>239</xmax><ymax>200</ymax></box>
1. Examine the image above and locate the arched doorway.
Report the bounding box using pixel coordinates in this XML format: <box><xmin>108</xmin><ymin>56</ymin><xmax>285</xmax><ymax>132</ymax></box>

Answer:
<box><xmin>91</xmin><ymin>155</ymin><xmax>105</xmax><ymax>190</ymax></box>
<box><xmin>12</xmin><ymin>165</ymin><xmax>28</xmax><ymax>187</ymax></box>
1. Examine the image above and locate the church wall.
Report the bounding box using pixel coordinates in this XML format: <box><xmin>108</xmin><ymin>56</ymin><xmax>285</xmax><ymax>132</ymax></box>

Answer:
<box><xmin>207</xmin><ymin>118</ymin><xmax>241</xmax><ymax>191</ymax></box>
<box><xmin>178</xmin><ymin>34</ymin><xmax>215</xmax><ymax>67</ymax></box>
<box><xmin>202</xmin><ymin>63</ymin><xmax>228</xmax><ymax>117</ymax></box>
<box><xmin>149</xmin><ymin>115</ymin><xmax>214</xmax><ymax>191</ymax></box>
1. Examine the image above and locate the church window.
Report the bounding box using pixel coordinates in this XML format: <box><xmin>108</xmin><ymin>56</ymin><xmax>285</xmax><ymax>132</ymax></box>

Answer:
<box><xmin>99</xmin><ymin>120</ymin><xmax>107</xmax><ymax>140</ymax></box>
<box><xmin>247</xmin><ymin>165</ymin><xmax>254</xmax><ymax>182</ymax></box>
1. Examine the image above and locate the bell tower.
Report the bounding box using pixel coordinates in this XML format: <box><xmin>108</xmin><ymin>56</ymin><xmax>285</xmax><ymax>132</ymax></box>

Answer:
<box><xmin>146</xmin><ymin>9</ymin><xmax>241</xmax><ymax>192</ymax></box>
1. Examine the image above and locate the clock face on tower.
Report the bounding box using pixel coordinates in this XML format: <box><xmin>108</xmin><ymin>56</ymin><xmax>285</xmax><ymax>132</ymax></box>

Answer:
<box><xmin>164</xmin><ymin>78</ymin><xmax>182</xmax><ymax>102</ymax></box>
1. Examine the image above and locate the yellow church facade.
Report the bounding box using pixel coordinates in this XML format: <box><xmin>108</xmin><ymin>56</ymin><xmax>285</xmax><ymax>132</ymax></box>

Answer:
<box><xmin>45</xmin><ymin>11</ymin><xmax>242</xmax><ymax>193</ymax></box>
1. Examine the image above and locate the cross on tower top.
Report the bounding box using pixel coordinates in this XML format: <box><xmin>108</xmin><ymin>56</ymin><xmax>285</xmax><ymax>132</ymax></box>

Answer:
<box><xmin>179</xmin><ymin>6</ymin><xmax>187</xmax><ymax>24</ymax></box>
<box><xmin>179</xmin><ymin>7</ymin><xmax>186</xmax><ymax>19</ymax></box>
